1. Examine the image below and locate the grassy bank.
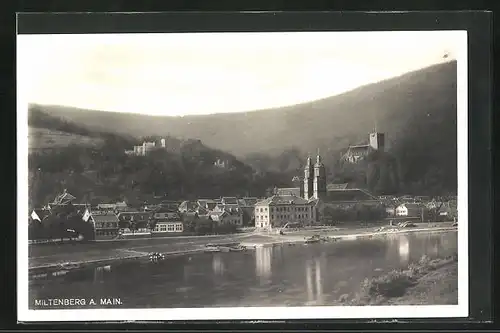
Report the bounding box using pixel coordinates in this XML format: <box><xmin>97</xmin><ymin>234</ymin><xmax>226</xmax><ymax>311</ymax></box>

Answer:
<box><xmin>347</xmin><ymin>253</ymin><xmax>458</xmax><ymax>305</ymax></box>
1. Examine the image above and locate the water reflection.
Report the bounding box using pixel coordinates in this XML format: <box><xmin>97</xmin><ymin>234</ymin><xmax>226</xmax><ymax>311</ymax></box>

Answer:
<box><xmin>30</xmin><ymin>232</ymin><xmax>458</xmax><ymax>309</ymax></box>
<box><xmin>255</xmin><ymin>246</ymin><xmax>272</xmax><ymax>279</ymax></box>
<box><xmin>212</xmin><ymin>254</ymin><xmax>225</xmax><ymax>275</ymax></box>
<box><xmin>398</xmin><ymin>235</ymin><xmax>410</xmax><ymax>265</ymax></box>
<box><xmin>305</xmin><ymin>258</ymin><xmax>324</xmax><ymax>304</ymax></box>
<box><xmin>93</xmin><ymin>265</ymin><xmax>111</xmax><ymax>283</ymax></box>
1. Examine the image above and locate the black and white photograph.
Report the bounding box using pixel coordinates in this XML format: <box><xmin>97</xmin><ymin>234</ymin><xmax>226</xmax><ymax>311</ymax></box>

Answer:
<box><xmin>17</xmin><ymin>28</ymin><xmax>468</xmax><ymax>321</ymax></box>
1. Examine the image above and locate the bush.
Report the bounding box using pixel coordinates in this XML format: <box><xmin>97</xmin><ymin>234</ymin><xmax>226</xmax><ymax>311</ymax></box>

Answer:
<box><xmin>362</xmin><ymin>270</ymin><xmax>417</xmax><ymax>298</ymax></box>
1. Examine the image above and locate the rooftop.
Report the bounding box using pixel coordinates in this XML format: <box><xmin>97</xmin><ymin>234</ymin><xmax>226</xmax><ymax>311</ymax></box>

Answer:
<box><xmin>52</xmin><ymin>190</ymin><xmax>76</xmax><ymax>205</ymax></box>
<box><xmin>326</xmin><ymin>183</ymin><xmax>349</xmax><ymax>191</ymax></box>
<box><xmin>222</xmin><ymin>197</ymin><xmax>238</xmax><ymax>205</ymax></box>
<box><xmin>276</xmin><ymin>187</ymin><xmax>301</xmax><ymax>197</ymax></box>
<box><xmin>91</xmin><ymin>214</ymin><xmax>120</xmax><ymax>223</ymax></box>
<box><xmin>256</xmin><ymin>194</ymin><xmax>309</xmax><ymax>206</ymax></box>
<box><xmin>325</xmin><ymin>188</ymin><xmax>378</xmax><ymax>202</ymax></box>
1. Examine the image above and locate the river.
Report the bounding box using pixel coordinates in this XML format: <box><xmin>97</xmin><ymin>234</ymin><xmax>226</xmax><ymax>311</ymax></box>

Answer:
<box><xmin>29</xmin><ymin>231</ymin><xmax>457</xmax><ymax>309</ymax></box>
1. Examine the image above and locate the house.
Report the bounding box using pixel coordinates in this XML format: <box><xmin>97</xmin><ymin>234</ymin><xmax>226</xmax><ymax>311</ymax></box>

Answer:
<box><xmin>116</xmin><ymin>211</ymin><xmax>151</xmax><ymax>229</ymax></box>
<box><xmin>209</xmin><ymin>210</ymin><xmax>243</xmax><ymax>226</ymax></box>
<box><xmin>160</xmin><ymin>200</ymin><xmax>181</xmax><ymax>211</ymax></box>
<box><xmin>182</xmin><ymin>212</ymin><xmax>214</xmax><ymax>232</ymax></box>
<box><xmin>238</xmin><ymin>197</ymin><xmax>259</xmax><ymax>226</ymax></box>
<box><xmin>254</xmin><ymin>194</ymin><xmax>313</xmax><ymax>229</ymax></box>
<box><xmin>84</xmin><ymin>211</ymin><xmax>120</xmax><ymax>240</ymax></box>
<box><xmin>151</xmin><ymin>207</ymin><xmax>185</xmax><ymax>233</ymax></box>
<box><xmin>152</xmin><ymin>207</ymin><xmax>181</xmax><ymax>221</ymax></box>
<box><xmin>30</xmin><ymin>209</ymin><xmax>50</xmax><ymax>223</ymax></box>
<box><xmin>395</xmin><ymin>203</ymin><xmax>427</xmax><ymax>218</ymax></box>
<box><xmin>178</xmin><ymin>200</ymin><xmax>201</xmax><ymax>213</ymax></box>
<box><xmin>152</xmin><ymin>208</ymin><xmax>184</xmax><ymax>234</ymax></box>
<box><xmin>197</xmin><ymin>199</ymin><xmax>217</xmax><ymax>210</ymax></box>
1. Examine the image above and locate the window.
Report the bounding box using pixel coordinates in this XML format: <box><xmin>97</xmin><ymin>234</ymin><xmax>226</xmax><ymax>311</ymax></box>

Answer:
<box><xmin>160</xmin><ymin>225</ymin><xmax>167</xmax><ymax>232</ymax></box>
<box><xmin>270</xmin><ymin>207</ymin><xmax>274</xmax><ymax>212</ymax></box>
<box><xmin>265</xmin><ymin>207</ymin><xmax>268</xmax><ymax>211</ymax></box>
<box><xmin>271</xmin><ymin>215</ymin><xmax>274</xmax><ymax>219</ymax></box>
<box><xmin>167</xmin><ymin>224</ymin><xmax>175</xmax><ymax>232</ymax></box>
<box><xmin>175</xmin><ymin>223</ymin><xmax>183</xmax><ymax>231</ymax></box>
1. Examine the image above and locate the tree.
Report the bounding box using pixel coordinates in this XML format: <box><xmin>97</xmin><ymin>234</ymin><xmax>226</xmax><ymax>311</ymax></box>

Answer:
<box><xmin>427</xmin><ymin>195</ymin><xmax>454</xmax><ymax>222</ymax></box>
<box><xmin>148</xmin><ymin>218</ymin><xmax>157</xmax><ymax>233</ymax></box>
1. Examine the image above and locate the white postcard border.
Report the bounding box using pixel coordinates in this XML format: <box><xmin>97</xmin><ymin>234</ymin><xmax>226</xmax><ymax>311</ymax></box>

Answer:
<box><xmin>17</xmin><ymin>30</ymin><xmax>469</xmax><ymax>322</ymax></box>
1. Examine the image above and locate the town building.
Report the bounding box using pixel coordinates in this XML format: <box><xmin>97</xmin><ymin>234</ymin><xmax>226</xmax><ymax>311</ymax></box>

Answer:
<box><xmin>48</xmin><ymin>189</ymin><xmax>77</xmax><ymax>210</ymax></box>
<box><xmin>116</xmin><ymin>211</ymin><xmax>151</xmax><ymax>230</ymax></box>
<box><xmin>209</xmin><ymin>210</ymin><xmax>243</xmax><ymax>226</ymax></box>
<box><xmin>254</xmin><ymin>194</ymin><xmax>314</xmax><ymax>229</ymax></box>
<box><xmin>395</xmin><ymin>203</ymin><xmax>427</xmax><ymax>218</ymax></box>
<box><xmin>83</xmin><ymin>210</ymin><xmax>120</xmax><ymax>240</ymax></box>
<box><xmin>152</xmin><ymin>208</ymin><xmax>184</xmax><ymax>233</ymax></box>
<box><xmin>308</xmin><ymin>188</ymin><xmax>382</xmax><ymax>223</ymax></box>
<box><xmin>30</xmin><ymin>208</ymin><xmax>50</xmax><ymax>223</ymax></box>
<box><xmin>238</xmin><ymin>197</ymin><xmax>259</xmax><ymax>226</ymax></box>
<box><xmin>341</xmin><ymin>132</ymin><xmax>386</xmax><ymax>163</ymax></box>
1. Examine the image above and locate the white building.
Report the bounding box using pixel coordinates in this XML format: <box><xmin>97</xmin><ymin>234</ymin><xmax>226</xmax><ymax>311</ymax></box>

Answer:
<box><xmin>254</xmin><ymin>194</ymin><xmax>314</xmax><ymax>229</ymax></box>
<box><xmin>395</xmin><ymin>203</ymin><xmax>426</xmax><ymax>217</ymax></box>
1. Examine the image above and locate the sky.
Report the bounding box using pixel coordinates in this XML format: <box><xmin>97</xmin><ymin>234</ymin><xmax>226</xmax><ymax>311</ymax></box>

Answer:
<box><xmin>17</xmin><ymin>31</ymin><xmax>465</xmax><ymax>116</ymax></box>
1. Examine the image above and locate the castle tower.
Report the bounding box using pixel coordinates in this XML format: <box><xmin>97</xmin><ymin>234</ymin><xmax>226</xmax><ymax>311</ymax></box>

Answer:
<box><xmin>303</xmin><ymin>155</ymin><xmax>314</xmax><ymax>200</ymax></box>
<box><xmin>369</xmin><ymin>132</ymin><xmax>385</xmax><ymax>152</ymax></box>
<box><xmin>313</xmin><ymin>150</ymin><xmax>327</xmax><ymax>200</ymax></box>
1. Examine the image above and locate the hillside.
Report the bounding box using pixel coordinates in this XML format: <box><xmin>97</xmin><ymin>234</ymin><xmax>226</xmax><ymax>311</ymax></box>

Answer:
<box><xmin>26</xmin><ymin>111</ymin><xmax>289</xmax><ymax>209</ymax></box>
<box><xmin>28</xmin><ymin>127</ymin><xmax>105</xmax><ymax>152</ymax></box>
<box><xmin>31</xmin><ymin>61</ymin><xmax>457</xmax><ymax>159</ymax></box>
<box><xmin>28</xmin><ymin>60</ymin><xmax>458</xmax><ymax>196</ymax></box>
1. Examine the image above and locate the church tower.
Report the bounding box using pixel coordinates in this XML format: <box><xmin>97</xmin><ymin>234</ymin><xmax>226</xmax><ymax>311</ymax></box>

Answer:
<box><xmin>313</xmin><ymin>150</ymin><xmax>327</xmax><ymax>200</ymax></box>
<box><xmin>303</xmin><ymin>155</ymin><xmax>314</xmax><ymax>200</ymax></box>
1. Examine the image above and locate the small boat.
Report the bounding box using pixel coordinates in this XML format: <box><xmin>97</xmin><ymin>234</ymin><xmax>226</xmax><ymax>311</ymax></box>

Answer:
<box><xmin>58</xmin><ymin>262</ymin><xmax>81</xmax><ymax>270</ymax></box>
<box><xmin>229</xmin><ymin>246</ymin><xmax>246</xmax><ymax>252</ymax></box>
<box><xmin>304</xmin><ymin>234</ymin><xmax>322</xmax><ymax>244</ymax></box>
<box><xmin>204</xmin><ymin>247</ymin><xmax>221</xmax><ymax>253</ymax></box>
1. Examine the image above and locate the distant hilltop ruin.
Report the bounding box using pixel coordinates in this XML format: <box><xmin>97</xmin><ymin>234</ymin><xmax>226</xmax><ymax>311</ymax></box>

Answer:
<box><xmin>341</xmin><ymin>132</ymin><xmax>386</xmax><ymax>163</ymax></box>
<box><xmin>125</xmin><ymin>138</ymin><xmax>167</xmax><ymax>156</ymax></box>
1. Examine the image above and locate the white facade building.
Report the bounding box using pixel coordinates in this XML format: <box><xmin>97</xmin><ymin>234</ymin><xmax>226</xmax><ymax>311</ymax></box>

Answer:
<box><xmin>254</xmin><ymin>194</ymin><xmax>313</xmax><ymax>229</ymax></box>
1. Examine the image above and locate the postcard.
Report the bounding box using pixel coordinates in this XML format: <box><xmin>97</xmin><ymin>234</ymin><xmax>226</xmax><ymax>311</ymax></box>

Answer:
<box><xmin>17</xmin><ymin>27</ymin><xmax>468</xmax><ymax>321</ymax></box>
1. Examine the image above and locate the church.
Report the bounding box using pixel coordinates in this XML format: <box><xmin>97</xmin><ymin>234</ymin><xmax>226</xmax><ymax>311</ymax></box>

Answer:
<box><xmin>303</xmin><ymin>151</ymin><xmax>327</xmax><ymax>200</ymax></box>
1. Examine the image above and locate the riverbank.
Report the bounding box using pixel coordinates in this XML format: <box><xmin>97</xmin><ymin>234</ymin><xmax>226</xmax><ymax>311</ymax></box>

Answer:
<box><xmin>346</xmin><ymin>253</ymin><xmax>458</xmax><ymax>305</ymax></box>
<box><xmin>28</xmin><ymin>223</ymin><xmax>457</xmax><ymax>273</ymax></box>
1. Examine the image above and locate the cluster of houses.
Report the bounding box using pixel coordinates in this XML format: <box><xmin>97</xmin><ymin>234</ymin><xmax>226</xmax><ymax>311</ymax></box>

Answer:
<box><xmin>29</xmin><ymin>190</ymin><xmax>263</xmax><ymax>240</ymax></box>
<box><xmin>29</xmin><ymin>150</ymin><xmax>458</xmax><ymax>241</ymax></box>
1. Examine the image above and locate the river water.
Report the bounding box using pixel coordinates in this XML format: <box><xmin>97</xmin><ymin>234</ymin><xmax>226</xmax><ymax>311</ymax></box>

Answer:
<box><xmin>29</xmin><ymin>231</ymin><xmax>458</xmax><ymax>309</ymax></box>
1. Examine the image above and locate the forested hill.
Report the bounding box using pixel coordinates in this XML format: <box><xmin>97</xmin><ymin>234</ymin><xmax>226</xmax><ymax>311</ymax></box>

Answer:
<box><xmin>27</xmin><ymin>110</ymin><xmax>290</xmax><ymax>209</ymax></box>
<box><xmin>32</xmin><ymin>60</ymin><xmax>457</xmax><ymax>161</ymax></box>
<box><xmin>28</xmin><ymin>60</ymin><xmax>458</xmax><ymax>198</ymax></box>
